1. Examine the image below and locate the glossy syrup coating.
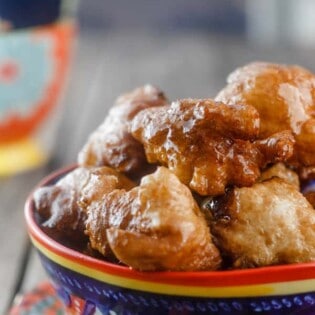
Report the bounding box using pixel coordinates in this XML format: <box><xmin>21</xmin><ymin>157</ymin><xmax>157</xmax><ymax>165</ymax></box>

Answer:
<box><xmin>131</xmin><ymin>98</ymin><xmax>295</xmax><ymax>196</ymax></box>
<box><xmin>216</xmin><ymin>62</ymin><xmax>315</xmax><ymax>170</ymax></box>
<box><xmin>78</xmin><ymin>85</ymin><xmax>168</xmax><ymax>179</ymax></box>
<box><xmin>33</xmin><ymin>166</ymin><xmax>135</xmax><ymax>246</ymax></box>
<box><xmin>86</xmin><ymin>167</ymin><xmax>222</xmax><ymax>271</ymax></box>
<box><xmin>208</xmin><ymin>178</ymin><xmax>315</xmax><ymax>269</ymax></box>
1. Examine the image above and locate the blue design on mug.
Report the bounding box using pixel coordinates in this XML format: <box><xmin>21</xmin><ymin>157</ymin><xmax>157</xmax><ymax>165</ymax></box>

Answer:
<box><xmin>0</xmin><ymin>30</ymin><xmax>53</xmax><ymax>120</ymax></box>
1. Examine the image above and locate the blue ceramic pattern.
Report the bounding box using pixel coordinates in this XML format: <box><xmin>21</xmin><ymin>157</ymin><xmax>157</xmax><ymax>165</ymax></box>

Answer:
<box><xmin>0</xmin><ymin>30</ymin><xmax>53</xmax><ymax>120</ymax></box>
<box><xmin>38</xmin><ymin>252</ymin><xmax>315</xmax><ymax>315</ymax></box>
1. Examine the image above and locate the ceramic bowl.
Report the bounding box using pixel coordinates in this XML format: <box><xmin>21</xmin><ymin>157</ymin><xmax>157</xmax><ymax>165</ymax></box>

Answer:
<box><xmin>25</xmin><ymin>165</ymin><xmax>315</xmax><ymax>315</ymax></box>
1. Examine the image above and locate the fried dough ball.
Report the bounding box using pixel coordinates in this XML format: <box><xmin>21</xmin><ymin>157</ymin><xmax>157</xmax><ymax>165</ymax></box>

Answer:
<box><xmin>216</xmin><ymin>62</ymin><xmax>315</xmax><ymax>171</ymax></box>
<box><xmin>208</xmin><ymin>178</ymin><xmax>315</xmax><ymax>268</ymax></box>
<box><xmin>259</xmin><ymin>163</ymin><xmax>300</xmax><ymax>189</ymax></box>
<box><xmin>33</xmin><ymin>167</ymin><xmax>135</xmax><ymax>245</ymax></box>
<box><xmin>80</xmin><ymin>167</ymin><xmax>135</xmax><ymax>206</ymax></box>
<box><xmin>78</xmin><ymin>85</ymin><xmax>168</xmax><ymax>179</ymax></box>
<box><xmin>86</xmin><ymin>167</ymin><xmax>222</xmax><ymax>271</ymax></box>
<box><xmin>131</xmin><ymin>99</ymin><xmax>295</xmax><ymax>196</ymax></box>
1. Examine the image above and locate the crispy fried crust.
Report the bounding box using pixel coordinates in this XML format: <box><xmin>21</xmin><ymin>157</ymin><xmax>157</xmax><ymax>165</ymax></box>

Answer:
<box><xmin>35</xmin><ymin>79</ymin><xmax>315</xmax><ymax>271</ymax></box>
<box><xmin>131</xmin><ymin>99</ymin><xmax>294</xmax><ymax>196</ymax></box>
<box><xmin>208</xmin><ymin>178</ymin><xmax>315</xmax><ymax>268</ymax></box>
<box><xmin>216</xmin><ymin>62</ymin><xmax>315</xmax><ymax>169</ymax></box>
<box><xmin>78</xmin><ymin>85</ymin><xmax>168</xmax><ymax>178</ymax></box>
<box><xmin>259</xmin><ymin>163</ymin><xmax>300</xmax><ymax>189</ymax></box>
<box><xmin>86</xmin><ymin>167</ymin><xmax>222</xmax><ymax>271</ymax></box>
<box><xmin>34</xmin><ymin>167</ymin><xmax>135</xmax><ymax>245</ymax></box>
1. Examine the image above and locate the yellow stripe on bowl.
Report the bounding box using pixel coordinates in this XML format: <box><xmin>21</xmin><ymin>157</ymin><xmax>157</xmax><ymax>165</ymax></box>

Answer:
<box><xmin>31</xmin><ymin>236</ymin><xmax>315</xmax><ymax>298</ymax></box>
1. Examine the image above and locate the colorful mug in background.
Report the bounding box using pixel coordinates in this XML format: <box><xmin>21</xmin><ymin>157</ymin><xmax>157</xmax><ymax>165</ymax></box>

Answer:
<box><xmin>0</xmin><ymin>0</ymin><xmax>77</xmax><ymax>176</ymax></box>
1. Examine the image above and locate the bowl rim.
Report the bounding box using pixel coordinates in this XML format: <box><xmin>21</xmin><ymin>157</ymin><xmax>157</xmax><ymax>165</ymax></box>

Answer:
<box><xmin>25</xmin><ymin>164</ymin><xmax>315</xmax><ymax>296</ymax></box>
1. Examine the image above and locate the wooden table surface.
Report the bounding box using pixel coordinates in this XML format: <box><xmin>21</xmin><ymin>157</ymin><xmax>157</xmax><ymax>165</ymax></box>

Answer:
<box><xmin>1</xmin><ymin>29</ymin><xmax>314</xmax><ymax>314</ymax></box>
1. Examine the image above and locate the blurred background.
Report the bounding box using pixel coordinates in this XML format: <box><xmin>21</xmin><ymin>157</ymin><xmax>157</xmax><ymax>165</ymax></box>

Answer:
<box><xmin>2</xmin><ymin>0</ymin><xmax>315</xmax><ymax>313</ymax></box>
<box><xmin>55</xmin><ymin>0</ymin><xmax>315</xmax><ymax>164</ymax></box>
<box><xmin>2</xmin><ymin>0</ymin><xmax>315</xmax><ymax>167</ymax></box>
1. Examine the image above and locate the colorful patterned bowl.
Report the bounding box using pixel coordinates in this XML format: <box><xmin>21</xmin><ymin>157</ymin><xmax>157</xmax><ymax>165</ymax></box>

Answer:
<box><xmin>25</xmin><ymin>166</ymin><xmax>315</xmax><ymax>315</ymax></box>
